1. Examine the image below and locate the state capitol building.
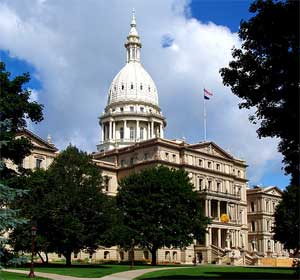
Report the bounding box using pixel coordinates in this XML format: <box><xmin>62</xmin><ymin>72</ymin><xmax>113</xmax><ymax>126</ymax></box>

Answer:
<box><xmin>16</xmin><ymin>12</ymin><xmax>289</xmax><ymax>265</ymax></box>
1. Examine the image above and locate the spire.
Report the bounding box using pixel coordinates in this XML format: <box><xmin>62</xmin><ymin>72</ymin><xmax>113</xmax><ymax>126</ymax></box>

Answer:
<box><xmin>125</xmin><ymin>9</ymin><xmax>142</xmax><ymax>63</ymax></box>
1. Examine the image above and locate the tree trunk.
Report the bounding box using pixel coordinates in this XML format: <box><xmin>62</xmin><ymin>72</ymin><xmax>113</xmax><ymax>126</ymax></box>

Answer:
<box><xmin>64</xmin><ymin>251</ymin><xmax>72</xmax><ymax>267</ymax></box>
<box><xmin>37</xmin><ymin>252</ymin><xmax>46</xmax><ymax>264</ymax></box>
<box><xmin>150</xmin><ymin>247</ymin><xmax>157</xmax><ymax>266</ymax></box>
<box><xmin>45</xmin><ymin>251</ymin><xmax>49</xmax><ymax>264</ymax></box>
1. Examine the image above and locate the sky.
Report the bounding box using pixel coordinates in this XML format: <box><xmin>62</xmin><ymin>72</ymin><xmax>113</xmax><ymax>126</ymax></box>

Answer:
<box><xmin>0</xmin><ymin>0</ymin><xmax>290</xmax><ymax>189</ymax></box>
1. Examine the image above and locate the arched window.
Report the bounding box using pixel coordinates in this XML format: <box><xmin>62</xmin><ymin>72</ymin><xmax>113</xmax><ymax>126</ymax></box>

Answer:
<box><xmin>143</xmin><ymin>251</ymin><xmax>149</xmax><ymax>259</ymax></box>
<box><xmin>140</xmin><ymin>127</ymin><xmax>144</xmax><ymax>140</ymax></box>
<box><xmin>120</xmin><ymin>127</ymin><xmax>124</xmax><ymax>140</ymax></box>
<box><xmin>165</xmin><ymin>251</ymin><xmax>170</xmax><ymax>261</ymax></box>
<box><xmin>251</xmin><ymin>221</ymin><xmax>256</xmax><ymax>231</ymax></box>
<box><xmin>104</xmin><ymin>251</ymin><xmax>110</xmax><ymax>259</ymax></box>
<box><xmin>121</xmin><ymin>84</ymin><xmax>124</xmax><ymax>90</ymax></box>
<box><xmin>131</xmin><ymin>83</ymin><xmax>134</xmax><ymax>89</ymax></box>
<box><xmin>140</xmin><ymin>84</ymin><xmax>143</xmax><ymax>90</ymax></box>
<box><xmin>173</xmin><ymin>252</ymin><xmax>177</xmax><ymax>261</ymax></box>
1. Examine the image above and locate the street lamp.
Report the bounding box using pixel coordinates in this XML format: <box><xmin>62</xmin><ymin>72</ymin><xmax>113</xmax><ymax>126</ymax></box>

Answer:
<box><xmin>28</xmin><ymin>226</ymin><xmax>37</xmax><ymax>278</ymax></box>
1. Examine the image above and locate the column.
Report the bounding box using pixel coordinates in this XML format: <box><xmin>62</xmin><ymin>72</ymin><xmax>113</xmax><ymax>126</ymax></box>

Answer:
<box><xmin>160</xmin><ymin>123</ymin><xmax>163</xmax><ymax>138</ymax></box>
<box><xmin>208</xmin><ymin>228</ymin><xmax>212</xmax><ymax>246</ymax></box>
<box><xmin>101</xmin><ymin>125</ymin><xmax>104</xmax><ymax>142</ymax></box>
<box><xmin>147</xmin><ymin>122</ymin><xmax>150</xmax><ymax>140</ymax></box>
<box><xmin>136</xmin><ymin>120</ymin><xmax>139</xmax><ymax>141</ymax></box>
<box><xmin>109</xmin><ymin>121</ymin><xmax>112</xmax><ymax>140</ymax></box>
<box><xmin>205</xmin><ymin>200</ymin><xmax>209</xmax><ymax>216</ymax></box>
<box><xmin>205</xmin><ymin>227</ymin><xmax>210</xmax><ymax>247</ymax></box>
<box><xmin>217</xmin><ymin>200</ymin><xmax>220</xmax><ymax>219</ymax></box>
<box><xmin>124</xmin><ymin>120</ymin><xmax>127</xmax><ymax>140</ymax></box>
<box><xmin>151</xmin><ymin>121</ymin><xmax>154</xmax><ymax>138</ymax></box>
<box><xmin>218</xmin><ymin>228</ymin><xmax>221</xmax><ymax>248</ymax></box>
<box><xmin>112</xmin><ymin>121</ymin><xmax>115</xmax><ymax>140</ymax></box>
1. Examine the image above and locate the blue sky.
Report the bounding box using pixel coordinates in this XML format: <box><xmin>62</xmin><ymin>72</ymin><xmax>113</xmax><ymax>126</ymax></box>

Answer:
<box><xmin>0</xmin><ymin>0</ymin><xmax>290</xmax><ymax>188</ymax></box>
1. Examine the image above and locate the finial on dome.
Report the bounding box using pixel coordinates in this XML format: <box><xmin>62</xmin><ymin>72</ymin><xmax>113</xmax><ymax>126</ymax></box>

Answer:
<box><xmin>131</xmin><ymin>8</ymin><xmax>136</xmax><ymax>26</ymax></box>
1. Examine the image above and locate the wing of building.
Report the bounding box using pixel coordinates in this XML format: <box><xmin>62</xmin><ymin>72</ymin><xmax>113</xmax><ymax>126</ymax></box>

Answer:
<box><xmin>12</xmin><ymin>11</ymin><xmax>290</xmax><ymax>266</ymax></box>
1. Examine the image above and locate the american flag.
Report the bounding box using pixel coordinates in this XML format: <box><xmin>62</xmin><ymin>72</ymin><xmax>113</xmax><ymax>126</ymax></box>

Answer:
<box><xmin>204</xmin><ymin>88</ymin><xmax>213</xmax><ymax>100</ymax></box>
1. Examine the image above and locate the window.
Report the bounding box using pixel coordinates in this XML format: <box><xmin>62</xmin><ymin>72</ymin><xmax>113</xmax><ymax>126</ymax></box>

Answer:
<box><xmin>199</xmin><ymin>178</ymin><xmax>203</xmax><ymax>190</ymax></box>
<box><xmin>140</xmin><ymin>84</ymin><xmax>143</xmax><ymax>90</ymax></box>
<box><xmin>131</xmin><ymin>83</ymin><xmax>134</xmax><ymax>89</ymax></box>
<box><xmin>237</xmin><ymin>170</ymin><xmax>241</xmax><ymax>177</ymax></box>
<box><xmin>104</xmin><ymin>176</ymin><xmax>110</xmax><ymax>192</ymax></box>
<box><xmin>121</xmin><ymin>84</ymin><xmax>124</xmax><ymax>90</ymax></box>
<box><xmin>104</xmin><ymin>251</ymin><xmax>110</xmax><ymax>259</ymax></box>
<box><xmin>57</xmin><ymin>253</ymin><xmax>61</xmax><ymax>258</ymax></box>
<box><xmin>148</xmin><ymin>86</ymin><xmax>150</xmax><ymax>92</ymax></box>
<box><xmin>114</xmin><ymin>85</ymin><xmax>116</xmax><ymax>90</ymax></box>
<box><xmin>208</xmin><ymin>161</ymin><xmax>211</xmax><ymax>168</ymax></box>
<box><xmin>216</xmin><ymin>164</ymin><xmax>220</xmax><ymax>170</ymax></box>
<box><xmin>165</xmin><ymin>251</ymin><xmax>170</xmax><ymax>261</ymax></box>
<box><xmin>130</xmin><ymin>157</ymin><xmax>134</xmax><ymax>165</ymax></box>
<box><xmin>143</xmin><ymin>251</ymin><xmax>149</xmax><ymax>259</ymax></box>
<box><xmin>208</xmin><ymin>181</ymin><xmax>212</xmax><ymax>190</ymax></box>
<box><xmin>140</xmin><ymin>127</ymin><xmax>144</xmax><ymax>139</ymax></box>
<box><xmin>120</xmin><ymin>159</ymin><xmax>125</xmax><ymax>167</ymax></box>
<box><xmin>199</xmin><ymin>159</ymin><xmax>203</xmax><ymax>167</ymax></box>
<box><xmin>140</xmin><ymin>107</ymin><xmax>144</xmax><ymax>112</ymax></box>
<box><xmin>251</xmin><ymin>221</ymin><xmax>256</xmax><ymax>231</ymax></box>
<box><xmin>120</xmin><ymin>127</ymin><xmax>124</xmax><ymax>139</ymax></box>
<box><xmin>251</xmin><ymin>202</ymin><xmax>255</xmax><ymax>212</ymax></box>
<box><xmin>120</xmin><ymin>107</ymin><xmax>124</xmax><ymax>112</ymax></box>
<box><xmin>172</xmin><ymin>154</ymin><xmax>176</xmax><ymax>162</ymax></box>
<box><xmin>173</xmin><ymin>252</ymin><xmax>177</xmax><ymax>261</ymax></box>
<box><xmin>130</xmin><ymin>127</ymin><xmax>134</xmax><ymax>140</ymax></box>
<box><xmin>144</xmin><ymin>153</ymin><xmax>149</xmax><ymax>160</ymax></box>
<box><xmin>130</xmin><ymin>106</ymin><xmax>134</xmax><ymax>112</ymax></box>
<box><xmin>74</xmin><ymin>252</ymin><xmax>78</xmax><ymax>259</ymax></box>
<box><xmin>89</xmin><ymin>252</ymin><xmax>93</xmax><ymax>259</ymax></box>
<box><xmin>36</xmin><ymin>159</ymin><xmax>42</xmax><ymax>169</ymax></box>
<box><xmin>217</xmin><ymin>182</ymin><xmax>220</xmax><ymax>192</ymax></box>
<box><xmin>165</xmin><ymin>152</ymin><xmax>169</xmax><ymax>160</ymax></box>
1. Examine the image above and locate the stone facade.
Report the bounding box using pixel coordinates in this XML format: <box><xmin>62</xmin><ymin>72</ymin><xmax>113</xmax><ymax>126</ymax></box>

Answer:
<box><xmin>247</xmin><ymin>186</ymin><xmax>288</xmax><ymax>257</ymax></box>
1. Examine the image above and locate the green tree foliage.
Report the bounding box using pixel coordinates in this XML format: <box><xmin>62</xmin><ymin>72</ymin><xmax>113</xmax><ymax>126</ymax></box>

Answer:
<box><xmin>273</xmin><ymin>185</ymin><xmax>300</xmax><ymax>255</ymax></box>
<box><xmin>116</xmin><ymin>166</ymin><xmax>209</xmax><ymax>265</ymax></box>
<box><xmin>11</xmin><ymin>146</ymin><xmax>111</xmax><ymax>266</ymax></box>
<box><xmin>0</xmin><ymin>63</ymin><xmax>43</xmax><ymax>266</ymax></box>
<box><xmin>220</xmin><ymin>0</ymin><xmax>299</xmax><ymax>184</ymax></box>
<box><xmin>0</xmin><ymin>62</ymin><xmax>43</xmax><ymax>171</ymax></box>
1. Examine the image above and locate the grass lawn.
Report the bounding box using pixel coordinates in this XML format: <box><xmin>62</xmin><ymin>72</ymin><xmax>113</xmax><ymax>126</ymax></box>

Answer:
<box><xmin>135</xmin><ymin>265</ymin><xmax>295</xmax><ymax>279</ymax></box>
<box><xmin>0</xmin><ymin>271</ymin><xmax>50</xmax><ymax>280</ymax></box>
<box><xmin>15</xmin><ymin>263</ymin><xmax>152</xmax><ymax>278</ymax></box>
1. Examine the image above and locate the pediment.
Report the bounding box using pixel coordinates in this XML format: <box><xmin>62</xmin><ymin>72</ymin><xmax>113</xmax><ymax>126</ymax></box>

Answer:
<box><xmin>16</xmin><ymin>129</ymin><xmax>58</xmax><ymax>152</ymax></box>
<box><xmin>264</xmin><ymin>187</ymin><xmax>283</xmax><ymax>197</ymax></box>
<box><xmin>189</xmin><ymin>142</ymin><xmax>234</xmax><ymax>160</ymax></box>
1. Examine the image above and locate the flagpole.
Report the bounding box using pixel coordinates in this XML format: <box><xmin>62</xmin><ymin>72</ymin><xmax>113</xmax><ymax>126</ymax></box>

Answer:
<box><xmin>203</xmin><ymin>89</ymin><xmax>207</xmax><ymax>142</ymax></box>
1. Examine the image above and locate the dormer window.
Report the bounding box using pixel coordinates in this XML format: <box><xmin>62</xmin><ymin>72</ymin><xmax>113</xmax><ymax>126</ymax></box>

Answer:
<box><xmin>131</xmin><ymin>84</ymin><xmax>134</xmax><ymax>89</ymax></box>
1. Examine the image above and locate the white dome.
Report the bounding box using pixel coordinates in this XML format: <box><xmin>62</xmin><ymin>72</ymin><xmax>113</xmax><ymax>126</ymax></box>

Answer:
<box><xmin>107</xmin><ymin>62</ymin><xmax>158</xmax><ymax>106</ymax></box>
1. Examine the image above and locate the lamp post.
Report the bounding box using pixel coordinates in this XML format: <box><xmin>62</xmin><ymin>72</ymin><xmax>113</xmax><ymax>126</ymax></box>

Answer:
<box><xmin>28</xmin><ymin>226</ymin><xmax>37</xmax><ymax>278</ymax></box>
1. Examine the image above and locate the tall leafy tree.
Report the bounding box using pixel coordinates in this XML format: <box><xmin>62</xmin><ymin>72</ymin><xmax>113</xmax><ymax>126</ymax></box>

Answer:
<box><xmin>36</xmin><ymin>145</ymin><xmax>109</xmax><ymax>266</ymax></box>
<box><xmin>117</xmin><ymin>166</ymin><xmax>209</xmax><ymax>265</ymax></box>
<box><xmin>220</xmin><ymin>0</ymin><xmax>299</xmax><ymax>184</ymax></box>
<box><xmin>0</xmin><ymin>62</ymin><xmax>43</xmax><ymax>266</ymax></box>
<box><xmin>273</xmin><ymin>185</ymin><xmax>300</xmax><ymax>255</ymax></box>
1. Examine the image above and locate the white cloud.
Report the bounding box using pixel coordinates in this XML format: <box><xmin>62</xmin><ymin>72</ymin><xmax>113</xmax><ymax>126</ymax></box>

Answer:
<box><xmin>0</xmin><ymin>0</ymin><xmax>285</xmax><ymax>186</ymax></box>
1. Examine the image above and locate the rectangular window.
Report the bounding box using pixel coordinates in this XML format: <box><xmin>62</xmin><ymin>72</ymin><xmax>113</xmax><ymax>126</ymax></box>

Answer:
<box><xmin>216</xmin><ymin>164</ymin><xmax>220</xmax><ymax>170</ymax></box>
<box><xmin>208</xmin><ymin>181</ymin><xmax>212</xmax><ymax>190</ymax></box>
<box><xmin>130</xmin><ymin>158</ymin><xmax>134</xmax><ymax>165</ymax></box>
<box><xmin>130</xmin><ymin>127</ymin><xmax>134</xmax><ymax>140</ymax></box>
<box><xmin>144</xmin><ymin>153</ymin><xmax>148</xmax><ymax>160</ymax></box>
<box><xmin>36</xmin><ymin>159</ymin><xmax>42</xmax><ymax>169</ymax></box>
<box><xmin>120</xmin><ymin>159</ymin><xmax>125</xmax><ymax>167</ymax></box>
<box><xmin>74</xmin><ymin>253</ymin><xmax>78</xmax><ymax>259</ymax></box>
<box><xmin>251</xmin><ymin>202</ymin><xmax>255</xmax><ymax>212</ymax></box>
<box><xmin>199</xmin><ymin>178</ymin><xmax>203</xmax><ymax>190</ymax></box>
<box><xmin>199</xmin><ymin>159</ymin><xmax>203</xmax><ymax>167</ymax></box>
<box><xmin>217</xmin><ymin>182</ymin><xmax>220</xmax><ymax>192</ymax></box>
<box><xmin>130</xmin><ymin>106</ymin><xmax>134</xmax><ymax>112</ymax></box>
<box><xmin>140</xmin><ymin>107</ymin><xmax>144</xmax><ymax>112</ymax></box>
<box><xmin>140</xmin><ymin>127</ymin><xmax>144</xmax><ymax>140</ymax></box>
<box><xmin>208</xmin><ymin>162</ymin><xmax>212</xmax><ymax>168</ymax></box>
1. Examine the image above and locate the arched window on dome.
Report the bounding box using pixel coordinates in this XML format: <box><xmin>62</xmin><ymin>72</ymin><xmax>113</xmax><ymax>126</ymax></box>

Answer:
<box><xmin>120</xmin><ymin>127</ymin><xmax>124</xmax><ymax>140</ymax></box>
<box><xmin>122</xmin><ymin>84</ymin><xmax>124</xmax><ymax>90</ymax></box>
<box><xmin>140</xmin><ymin>84</ymin><xmax>143</xmax><ymax>90</ymax></box>
<box><xmin>148</xmin><ymin>86</ymin><xmax>150</xmax><ymax>92</ymax></box>
<box><xmin>131</xmin><ymin>84</ymin><xmax>134</xmax><ymax>90</ymax></box>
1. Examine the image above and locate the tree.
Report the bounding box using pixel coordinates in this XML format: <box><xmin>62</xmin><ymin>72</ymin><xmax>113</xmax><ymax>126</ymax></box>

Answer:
<box><xmin>0</xmin><ymin>62</ymin><xmax>43</xmax><ymax>266</ymax></box>
<box><xmin>12</xmin><ymin>145</ymin><xmax>111</xmax><ymax>266</ymax></box>
<box><xmin>116</xmin><ymin>166</ymin><xmax>209</xmax><ymax>265</ymax></box>
<box><xmin>0</xmin><ymin>62</ymin><xmax>43</xmax><ymax>172</ymax></box>
<box><xmin>273</xmin><ymin>185</ymin><xmax>300</xmax><ymax>255</ymax></box>
<box><xmin>220</xmin><ymin>0</ymin><xmax>299</xmax><ymax>184</ymax></box>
